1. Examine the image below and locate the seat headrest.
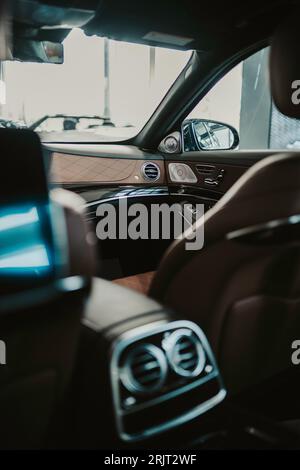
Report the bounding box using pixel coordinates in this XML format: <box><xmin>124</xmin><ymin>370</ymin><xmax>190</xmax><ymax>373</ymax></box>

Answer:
<box><xmin>270</xmin><ymin>14</ymin><xmax>300</xmax><ymax>118</ymax></box>
<box><xmin>0</xmin><ymin>128</ymin><xmax>48</xmax><ymax>205</ymax></box>
<box><xmin>0</xmin><ymin>129</ymin><xmax>96</xmax><ymax>302</ymax></box>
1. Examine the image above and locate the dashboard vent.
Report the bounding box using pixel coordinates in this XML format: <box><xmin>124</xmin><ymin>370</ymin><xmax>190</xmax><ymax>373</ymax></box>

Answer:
<box><xmin>121</xmin><ymin>344</ymin><xmax>167</xmax><ymax>394</ymax></box>
<box><xmin>142</xmin><ymin>162</ymin><xmax>160</xmax><ymax>182</ymax></box>
<box><xmin>166</xmin><ymin>329</ymin><xmax>206</xmax><ymax>378</ymax></box>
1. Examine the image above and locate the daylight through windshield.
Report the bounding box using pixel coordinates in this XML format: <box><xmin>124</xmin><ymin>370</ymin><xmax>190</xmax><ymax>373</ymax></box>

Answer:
<box><xmin>0</xmin><ymin>29</ymin><xmax>191</xmax><ymax>143</ymax></box>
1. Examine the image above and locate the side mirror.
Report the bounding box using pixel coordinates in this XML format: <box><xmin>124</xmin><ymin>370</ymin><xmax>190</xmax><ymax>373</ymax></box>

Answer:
<box><xmin>183</xmin><ymin>119</ymin><xmax>239</xmax><ymax>152</ymax></box>
<box><xmin>11</xmin><ymin>39</ymin><xmax>64</xmax><ymax>64</ymax></box>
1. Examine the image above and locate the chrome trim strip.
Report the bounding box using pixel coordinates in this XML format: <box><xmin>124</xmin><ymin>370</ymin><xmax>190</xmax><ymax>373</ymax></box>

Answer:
<box><xmin>84</xmin><ymin>191</ymin><xmax>169</xmax><ymax>208</ymax></box>
<box><xmin>226</xmin><ymin>214</ymin><xmax>300</xmax><ymax>241</ymax></box>
<box><xmin>110</xmin><ymin>319</ymin><xmax>226</xmax><ymax>442</ymax></box>
<box><xmin>84</xmin><ymin>190</ymin><xmax>213</xmax><ymax>211</ymax></box>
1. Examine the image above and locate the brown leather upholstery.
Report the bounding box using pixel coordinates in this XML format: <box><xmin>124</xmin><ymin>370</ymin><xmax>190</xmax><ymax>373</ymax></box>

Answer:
<box><xmin>150</xmin><ymin>16</ymin><xmax>300</xmax><ymax>394</ymax></box>
<box><xmin>113</xmin><ymin>271</ymin><xmax>155</xmax><ymax>295</ymax></box>
<box><xmin>50</xmin><ymin>188</ymin><xmax>97</xmax><ymax>278</ymax></box>
<box><xmin>270</xmin><ymin>13</ymin><xmax>300</xmax><ymax>118</ymax></box>
<box><xmin>150</xmin><ymin>152</ymin><xmax>300</xmax><ymax>393</ymax></box>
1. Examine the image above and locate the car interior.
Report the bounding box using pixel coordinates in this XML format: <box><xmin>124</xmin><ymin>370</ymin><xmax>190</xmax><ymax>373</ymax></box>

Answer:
<box><xmin>2</xmin><ymin>0</ymin><xmax>300</xmax><ymax>450</ymax></box>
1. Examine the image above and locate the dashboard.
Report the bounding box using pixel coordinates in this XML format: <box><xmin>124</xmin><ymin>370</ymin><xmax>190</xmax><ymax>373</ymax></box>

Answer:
<box><xmin>43</xmin><ymin>143</ymin><xmax>257</xmax><ymax>198</ymax></box>
<box><xmin>43</xmin><ymin>143</ymin><xmax>249</xmax><ymax>281</ymax></box>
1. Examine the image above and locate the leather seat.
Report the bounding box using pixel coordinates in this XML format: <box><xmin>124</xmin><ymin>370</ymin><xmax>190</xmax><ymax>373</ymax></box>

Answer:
<box><xmin>0</xmin><ymin>129</ymin><xmax>96</xmax><ymax>449</ymax></box>
<box><xmin>113</xmin><ymin>271</ymin><xmax>155</xmax><ymax>294</ymax></box>
<box><xmin>148</xmin><ymin>14</ymin><xmax>300</xmax><ymax>394</ymax></box>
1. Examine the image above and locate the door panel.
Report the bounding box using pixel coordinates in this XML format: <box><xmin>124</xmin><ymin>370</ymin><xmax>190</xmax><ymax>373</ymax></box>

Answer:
<box><xmin>165</xmin><ymin>149</ymin><xmax>290</xmax><ymax>197</ymax></box>
<box><xmin>43</xmin><ymin>143</ymin><xmax>288</xmax><ymax>280</ymax></box>
<box><xmin>166</xmin><ymin>150</ymin><xmax>279</xmax><ymax>166</ymax></box>
<box><xmin>166</xmin><ymin>160</ymin><xmax>247</xmax><ymax>194</ymax></box>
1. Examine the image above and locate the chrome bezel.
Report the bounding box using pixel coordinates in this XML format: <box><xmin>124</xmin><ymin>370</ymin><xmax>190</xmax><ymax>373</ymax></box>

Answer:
<box><xmin>120</xmin><ymin>343</ymin><xmax>168</xmax><ymax>394</ymax></box>
<box><xmin>168</xmin><ymin>162</ymin><xmax>197</xmax><ymax>183</ymax></box>
<box><xmin>158</xmin><ymin>131</ymin><xmax>182</xmax><ymax>154</ymax></box>
<box><xmin>164</xmin><ymin>328</ymin><xmax>206</xmax><ymax>378</ymax></box>
<box><xmin>164</xmin><ymin>136</ymin><xmax>180</xmax><ymax>153</ymax></box>
<box><xmin>141</xmin><ymin>162</ymin><xmax>160</xmax><ymax>182</ymax></box>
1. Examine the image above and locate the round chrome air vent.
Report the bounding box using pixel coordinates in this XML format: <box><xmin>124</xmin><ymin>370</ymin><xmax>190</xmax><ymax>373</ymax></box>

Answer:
<box><xmin>141</xmin><ymin>162</ymin><xmax>160</xmax><ymax>182</ymax></box>
<box><xmin>120</xmin><ymin>343</ymin><xmax>167</xmax><ymax>394</ymax></box>
<box><xmin>165</xmin><ymin>329</ymin><xmax>205</xmax><ymax>378</ymax></box>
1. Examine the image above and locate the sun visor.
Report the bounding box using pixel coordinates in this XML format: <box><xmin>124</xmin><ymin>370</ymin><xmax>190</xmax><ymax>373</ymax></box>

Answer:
<box><xmin>84</xmin><ymin>0</ymin><xmax>203</xmax><ymax>50</ymax></box>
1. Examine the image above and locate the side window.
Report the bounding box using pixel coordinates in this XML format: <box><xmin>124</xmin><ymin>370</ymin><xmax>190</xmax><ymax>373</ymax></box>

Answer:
<box><xmin>184</xmin><ymin>47</ymin><xmax>300</xmax><ymax>151</ymax></box>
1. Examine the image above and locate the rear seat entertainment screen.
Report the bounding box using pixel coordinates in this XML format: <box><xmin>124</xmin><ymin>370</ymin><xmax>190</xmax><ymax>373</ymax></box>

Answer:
<box><xmin>0</xmin><ymin>129</ymin><xmax>56</xmax><ymax>294</ymax></box>
<box><xmin>0</xmin><ymin>204</ymin><xmax>50</xmax><ymax>274</ymax></box>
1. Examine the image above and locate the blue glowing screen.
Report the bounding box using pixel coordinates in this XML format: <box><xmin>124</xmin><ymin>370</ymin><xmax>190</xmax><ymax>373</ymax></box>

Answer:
<box><xmin>0</xmin><ymin>205</ymin><xmax>51</xmax><ymax>276</ymax></box>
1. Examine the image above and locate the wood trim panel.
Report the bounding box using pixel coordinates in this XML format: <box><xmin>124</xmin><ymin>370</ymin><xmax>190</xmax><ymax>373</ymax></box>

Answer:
<box><xmin>50</xmin><ymin>152</ymin><xmax>166</xmax><ymax>185</ymax></box>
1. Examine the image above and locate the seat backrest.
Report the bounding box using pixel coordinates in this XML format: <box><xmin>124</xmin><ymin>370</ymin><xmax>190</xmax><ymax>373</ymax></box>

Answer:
<box><xmin>150</xmin><ymin>152</ymin><xmax>300</xmax><ymax>392</ymax></box>
<box><xmin>0</xmin><ymin>129</ymin><xmax>95</xmax><ymax>448</ymax></box>
<box><xmin>150</xmin><ymin>14</ymin><xmax>300</xmax><ymax>394</ymax></box>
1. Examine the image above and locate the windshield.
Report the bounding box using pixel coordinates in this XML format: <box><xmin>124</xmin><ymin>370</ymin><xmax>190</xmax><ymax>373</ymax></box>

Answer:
<box><xmin>0</xmin><ymin>29</ymin><xmax>191</xmax><ymax>143</ymax></box>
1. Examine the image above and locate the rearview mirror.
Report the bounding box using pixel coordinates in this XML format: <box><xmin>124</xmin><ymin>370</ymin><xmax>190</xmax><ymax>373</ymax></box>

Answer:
<box><xmin>183</xmin><ymin>119</ymin><xmax>239</xmax><ymax>152</ymax></box>
<box><xmin>11</xmin><ymin>39</ymin><xmax>64</xmax><ymax>64</ymax></box>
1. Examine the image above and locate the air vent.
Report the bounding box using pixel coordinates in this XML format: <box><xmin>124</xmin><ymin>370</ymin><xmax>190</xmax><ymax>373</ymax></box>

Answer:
<box><xmin>165</xmin><ymin>329</ymin><xmax>206</xmax><ymax>378</ymax></box>
<box><xmin>111</xmin><ymin>320</ymin><xmax>225</xmax><ymax>441</ymax></box>
<box><xmin>196</xmin><ymin>164</ymin><xmax>216</xmax><ymax>175</ymax></box>
<box><xmin>121</xmin><ymin>344</ymin><xmax>167</xmax><ymax>394</ymax></box>
<box><xmin>141</xmin><ymin>162</ymin><xmax>160</xmax><ymax>182</ymax></box>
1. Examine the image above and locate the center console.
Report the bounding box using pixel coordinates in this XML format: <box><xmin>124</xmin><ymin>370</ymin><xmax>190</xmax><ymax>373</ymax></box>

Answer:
<box><xmin>111</xmin><ymin>320</ymin><xmax>225</xmax><ymax>442</ymax></box>
<box><xmin>64</xmin><ymin>277</ymin><xmax>300</xmax><ymax>449</ymax></box>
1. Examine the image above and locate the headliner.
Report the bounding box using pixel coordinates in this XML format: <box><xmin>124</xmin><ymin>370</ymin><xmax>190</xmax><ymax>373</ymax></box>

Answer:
<box><xmin>13</xmin><ymin>0</ymin><xmax>296</xmax><ymax>51</ymax></box>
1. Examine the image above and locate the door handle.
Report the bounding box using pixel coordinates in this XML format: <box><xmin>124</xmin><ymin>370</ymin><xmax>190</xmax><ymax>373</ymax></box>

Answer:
<box><xmin>204</xmin><ymin>169</ymin><xmax>225</xmax><ymax>187</ymax></box>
